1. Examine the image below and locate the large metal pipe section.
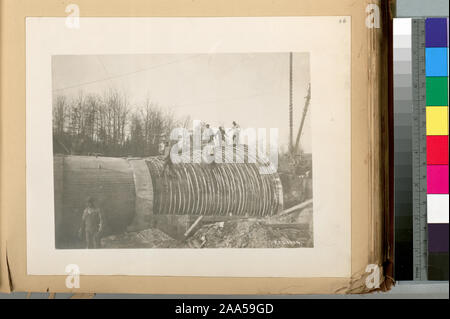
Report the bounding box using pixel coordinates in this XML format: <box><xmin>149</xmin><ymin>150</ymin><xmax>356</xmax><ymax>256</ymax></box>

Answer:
<box><xmin>54</xmin><ymin>147</ymin><xmax>283</xmax><ymax>243</ymax></box>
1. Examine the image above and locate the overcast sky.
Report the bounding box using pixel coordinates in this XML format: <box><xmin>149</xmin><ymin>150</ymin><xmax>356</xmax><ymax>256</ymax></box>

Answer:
<box><xmin>52</xmin><ymin>53</ymin><xmax>311</xmax><ymax>153</ymax></box>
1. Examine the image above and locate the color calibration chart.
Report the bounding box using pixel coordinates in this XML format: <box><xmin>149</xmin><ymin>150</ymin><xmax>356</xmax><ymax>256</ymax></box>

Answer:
<box><xmin>394</xmin><ymin>18</ymin><xmax>449</xmax><ymax>281</ymax></box>
<box><xmin>425</xmin><ymin>18</ymin><xmax>449</xmax><ymax>280</ymax></box>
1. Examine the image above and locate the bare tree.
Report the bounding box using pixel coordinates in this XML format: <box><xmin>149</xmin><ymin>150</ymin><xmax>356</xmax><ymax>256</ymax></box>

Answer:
<box><xmin>53</xmin><ymin>88</ymin><xmax>183</xmax><ymax>157</ymax></box>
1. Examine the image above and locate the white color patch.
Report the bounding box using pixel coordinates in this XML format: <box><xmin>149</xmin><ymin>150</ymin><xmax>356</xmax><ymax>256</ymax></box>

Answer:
<box><xmin>427</xmin><ymin>194</ymin><xmax>449</xmax><ymax>224</ymax></box>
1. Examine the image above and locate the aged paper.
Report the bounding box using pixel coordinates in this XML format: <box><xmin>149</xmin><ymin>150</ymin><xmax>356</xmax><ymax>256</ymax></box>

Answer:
<box><xmin>26</xmin><ymin>17</ymin><xmax>351</xmax><ymax>277</ymax></box>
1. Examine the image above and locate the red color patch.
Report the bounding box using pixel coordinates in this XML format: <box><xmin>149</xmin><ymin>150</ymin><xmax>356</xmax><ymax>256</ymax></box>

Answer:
<box><xmin>427</xmin><ymin>135</ymin><xmax>449</xmax><ymax>165</ymax></box>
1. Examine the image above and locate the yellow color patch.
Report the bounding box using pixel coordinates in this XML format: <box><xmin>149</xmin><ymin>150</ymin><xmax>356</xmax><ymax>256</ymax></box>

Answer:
<box><xmin>426</xmin><ymin>106</ymin><xmax>448</xmax><ymax>135</ymax></box>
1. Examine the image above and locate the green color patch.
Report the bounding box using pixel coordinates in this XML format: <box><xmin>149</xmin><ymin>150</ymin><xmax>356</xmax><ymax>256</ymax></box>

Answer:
<box><xmin>426</xmin><ymin>77</ymin><xmax>448</xmax><ymax>106</ymax></box>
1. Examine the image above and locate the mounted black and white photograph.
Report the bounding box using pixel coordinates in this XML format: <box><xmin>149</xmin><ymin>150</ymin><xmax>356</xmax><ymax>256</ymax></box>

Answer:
<box><xmin>51</xmin><ymin>52</ymin><xmax>313</xmax><ymax>249</ymax></box>
<box><xmin>26</xmin><ymin>17</ymin><xmax>351</xmax><ymax>277</ymax></box>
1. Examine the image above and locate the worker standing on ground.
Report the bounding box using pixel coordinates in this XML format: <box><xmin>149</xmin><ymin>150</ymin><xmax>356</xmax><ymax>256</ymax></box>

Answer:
<box><xmin>78</xmin><ymin>197</ymin><xmax>104</xmax><ymax>249</ymax></box>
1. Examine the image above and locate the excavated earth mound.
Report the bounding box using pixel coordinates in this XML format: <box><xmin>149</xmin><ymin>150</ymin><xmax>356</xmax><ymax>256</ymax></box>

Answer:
<box><xmin>187</xmin><ymin>206</ymin><xmax>313</xmax><ymax>248</ymax></box>
<box><xmin>101</xmin><ymin>228</ymin><xmax>182</xmax><ymax>248</ymax></box>
<box><xmin>101</xmin><ymin>205</ymin><xmax>313</xmax><ymax>249</ymax></box>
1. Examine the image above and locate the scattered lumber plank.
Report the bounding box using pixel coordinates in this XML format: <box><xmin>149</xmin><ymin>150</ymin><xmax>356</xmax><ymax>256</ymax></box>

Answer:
<box><xmin>184</xmin><ymin>215</ymin><xmax>204</xmax><ymax>238</ymax></box>
<box><xmin>278</xmin><ymin>199</ymin><xmax>313</xmax><ymax>216</ymax></box>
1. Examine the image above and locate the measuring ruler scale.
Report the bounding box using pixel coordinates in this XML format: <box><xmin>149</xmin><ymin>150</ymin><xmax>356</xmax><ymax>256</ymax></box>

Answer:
<box><xmin>411</xmin><ymin>19</ymin><xmax>428</xmax><ymax>281</ymax></box>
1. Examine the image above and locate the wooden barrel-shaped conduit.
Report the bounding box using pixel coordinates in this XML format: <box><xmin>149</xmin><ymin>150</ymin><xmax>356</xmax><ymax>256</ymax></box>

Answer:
<box><xmin>146</xmin><ymin>146</ymin><xmax>283</xmax><ymax>217</ymax></box>
<box><xmin>54</xmin><ymin>155</ymin><xmax>136</xmax><ymax>246</ymax></box>
<box><xmin>54</xmin><ymin>147</ymin><xmax>283</xmax><ymax>245</ymax></box>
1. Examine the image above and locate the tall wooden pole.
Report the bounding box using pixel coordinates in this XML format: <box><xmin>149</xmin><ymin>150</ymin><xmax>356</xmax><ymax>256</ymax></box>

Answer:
<box><xmin>289</xmin><ymin>52</ymin><xmax>293</xmax><ymax>152</ymax></box>
<box><xmin>294</xmin><ymin>84</ymin><xmax>311</xmax><ymax>154</ymax></box>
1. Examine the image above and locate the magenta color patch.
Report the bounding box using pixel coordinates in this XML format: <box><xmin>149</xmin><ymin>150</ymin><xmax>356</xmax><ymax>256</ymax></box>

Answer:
<box><xmin>427</xmin><ymin>165</ymin><xmax>449</xmax><ymax>194</ymax></box>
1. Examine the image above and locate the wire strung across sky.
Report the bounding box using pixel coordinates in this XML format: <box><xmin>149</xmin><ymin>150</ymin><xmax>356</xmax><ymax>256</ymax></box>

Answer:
<box><xmin>52</xmin><ymin>54</ymin><xmax>203</xmax><ymax>93</ymax></box>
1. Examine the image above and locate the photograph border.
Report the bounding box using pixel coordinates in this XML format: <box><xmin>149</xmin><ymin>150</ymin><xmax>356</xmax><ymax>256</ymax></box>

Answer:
<box><xmin>0</xmin><ymin>0</ymin><xmax>387</xmax><ymax>294</ymax></box>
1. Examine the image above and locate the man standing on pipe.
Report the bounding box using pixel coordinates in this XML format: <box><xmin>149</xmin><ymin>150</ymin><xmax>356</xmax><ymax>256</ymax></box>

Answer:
<box><xmin>216</xmin><ymin>126</ymin><xmax>227</xmax><ymax>146</ymax></box>
<box><xmin>231</xmin><ymin>121</ymin><xmax>240</xmax><ymax>146</ymax></box>
<box><xmin>162</xmin><ymin>141</ymin><xmax>175</xmax><ymax>176</ymax></box>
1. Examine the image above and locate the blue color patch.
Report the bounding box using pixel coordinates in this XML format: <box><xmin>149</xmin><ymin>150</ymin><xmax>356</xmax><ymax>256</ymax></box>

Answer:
<box><xmin>426</xmin><ymin>48</ymin><xmax>448</xmax><ymax>77</ymax></box>
<box><xmin>426</xmin><ymin>18</ymin><xmax>448</xmax><ymax>47</ymax></box>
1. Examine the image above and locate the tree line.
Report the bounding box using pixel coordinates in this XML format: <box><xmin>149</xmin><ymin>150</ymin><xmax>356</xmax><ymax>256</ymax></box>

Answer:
<box><xmin>52</xmin><ymin>89</ymin><xmax>190</xmax><ymax>157</ymax></box>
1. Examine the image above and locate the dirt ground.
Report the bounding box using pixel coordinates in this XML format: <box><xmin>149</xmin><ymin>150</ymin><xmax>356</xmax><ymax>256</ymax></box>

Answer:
<box><xmin>101</xmin><ymin>205</ymin><xmax>313</xmax><ymax>249</ymax></box>
<box><xmin>101</xmin><ymin>228</ymin><xmax>182</xmax><ymax>248</ymax></box>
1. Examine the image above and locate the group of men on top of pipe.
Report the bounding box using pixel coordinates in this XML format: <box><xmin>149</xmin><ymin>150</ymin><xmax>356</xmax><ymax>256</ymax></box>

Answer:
<box><xmin>160</xmin><ymin>121</ymin><xmax>242</xmax><ymax>176</ymax></box>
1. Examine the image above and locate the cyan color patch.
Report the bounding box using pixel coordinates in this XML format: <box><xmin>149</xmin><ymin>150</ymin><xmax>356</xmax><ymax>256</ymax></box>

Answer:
<box><xmin>426</xmin><ymin>48</ymin><xmax>448</xmax><ymax>77</ymax></box>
